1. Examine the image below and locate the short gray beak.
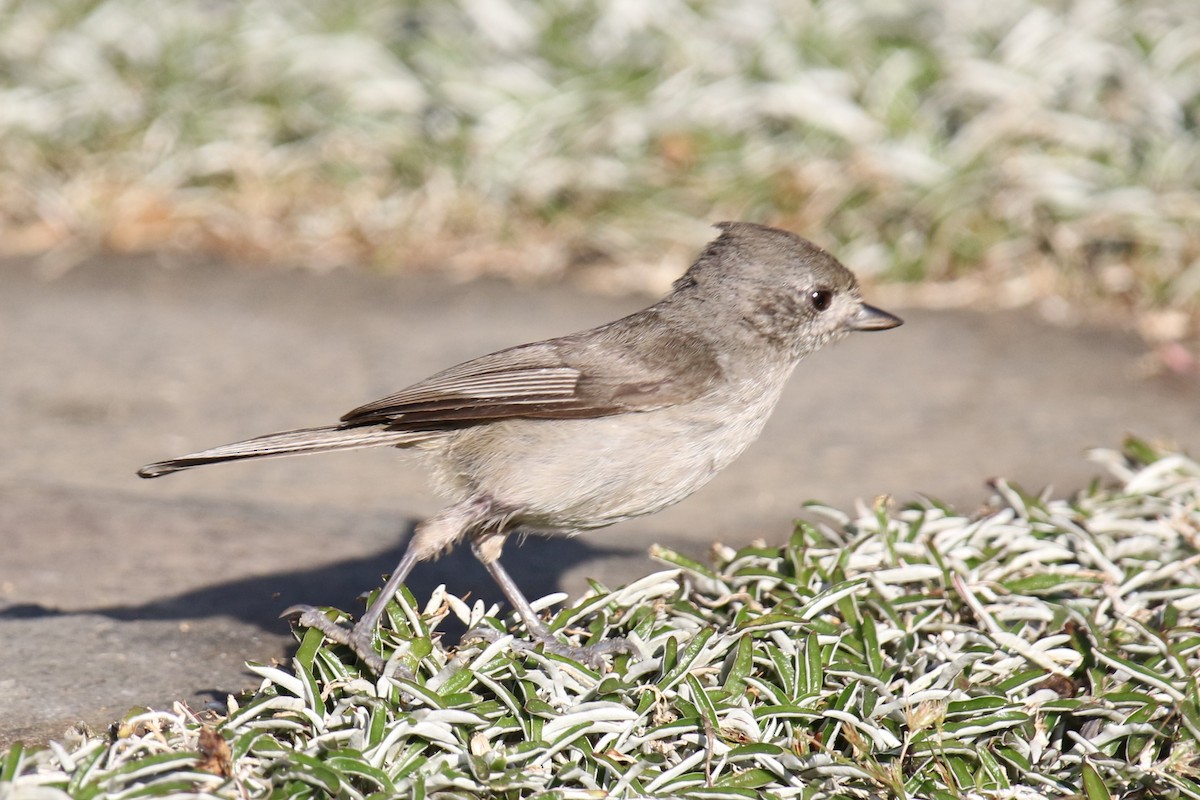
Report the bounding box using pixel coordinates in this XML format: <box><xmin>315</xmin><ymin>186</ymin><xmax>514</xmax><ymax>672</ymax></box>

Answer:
<box><xmin>850</xmin><ymin>303</ymin><xmax>903</xmax><ymax>331</ymax></box>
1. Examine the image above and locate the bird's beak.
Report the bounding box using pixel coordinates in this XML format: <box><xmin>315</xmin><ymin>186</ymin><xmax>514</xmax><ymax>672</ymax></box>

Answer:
<box><xmin>850</xmin><ymin>303</ymin><xmax>903</xmax><ymax>331</ymax></box>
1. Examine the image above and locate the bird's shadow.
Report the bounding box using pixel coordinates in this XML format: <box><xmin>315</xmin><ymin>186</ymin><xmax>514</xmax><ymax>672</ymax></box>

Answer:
<box><xmin>0</xmin><ymin>519</ymin><xmax>641</xmax><ymax>641</ymax></box>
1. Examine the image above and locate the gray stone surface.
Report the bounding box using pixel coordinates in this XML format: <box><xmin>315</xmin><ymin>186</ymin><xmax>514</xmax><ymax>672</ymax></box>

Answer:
<box><xmin>2</xmin><ymin>254</ymin><xmax>1197</xmax><ymax>746</ymax></box>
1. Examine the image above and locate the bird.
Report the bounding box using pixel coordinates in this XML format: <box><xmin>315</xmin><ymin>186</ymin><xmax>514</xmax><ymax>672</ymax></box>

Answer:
<box><xmin>138</xmin><ymin>222</ymin><xmax>902</xmax><ymax>673</ymax></box>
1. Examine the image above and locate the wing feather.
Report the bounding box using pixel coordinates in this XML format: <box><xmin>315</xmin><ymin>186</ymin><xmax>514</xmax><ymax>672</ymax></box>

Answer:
<box><xmin>339</xmin><ymin>312</ymin><xmax>724</xmax><ymax>429</ymax></box>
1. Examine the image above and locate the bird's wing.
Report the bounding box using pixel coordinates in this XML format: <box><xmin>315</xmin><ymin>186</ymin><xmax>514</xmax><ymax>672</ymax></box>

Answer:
<box><xmin>340</xmin><ymin>312</ymin><xmax>723</xmax><ymax>428</ymax></box>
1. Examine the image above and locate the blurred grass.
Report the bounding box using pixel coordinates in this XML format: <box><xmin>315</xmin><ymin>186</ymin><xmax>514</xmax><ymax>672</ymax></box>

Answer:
<box><xmin>1</xmin><ymin>0</ymin><xmax>1198</xmax><ymax>338</ymax></box>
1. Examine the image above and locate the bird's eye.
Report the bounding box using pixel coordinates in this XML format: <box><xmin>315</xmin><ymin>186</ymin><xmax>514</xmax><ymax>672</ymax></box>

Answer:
<box><xmin>808</xmin><ymin>290</ymin><xmax>833</xmax><ymax>312</ymax></box>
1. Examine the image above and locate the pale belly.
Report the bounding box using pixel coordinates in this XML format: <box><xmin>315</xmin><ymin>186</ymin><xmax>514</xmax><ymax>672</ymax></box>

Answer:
<box><xmin>428</xmin><ymin>378</ymin><xmax>789</xmax><ymax>530</ymax></box>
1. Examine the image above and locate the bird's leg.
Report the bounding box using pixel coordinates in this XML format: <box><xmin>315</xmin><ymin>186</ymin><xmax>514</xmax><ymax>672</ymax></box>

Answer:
<box><xmin>284</xmin><ymin>550</ymin><xmax>417</xmax><ymax>675</ymax></box>
<box><xmin>467</xmin><ymin>532</ymin><xmax>632</xmax><ymax>669</ymax></box>
<box><xmin>283</xmin><ymin>496</ymin><xmax>494</xmax><ymax>674</ymax></box>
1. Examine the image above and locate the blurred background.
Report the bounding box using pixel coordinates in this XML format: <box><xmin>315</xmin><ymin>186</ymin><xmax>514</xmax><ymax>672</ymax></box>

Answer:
<box><xmin>2</xmin><ymin>0</ymin><xmax>1198</xmax><ymax>356</ymax></box>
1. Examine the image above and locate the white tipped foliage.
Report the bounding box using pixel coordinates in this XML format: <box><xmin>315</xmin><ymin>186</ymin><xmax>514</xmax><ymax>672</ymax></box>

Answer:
<box><xmin>5</xmin><ymin>439</ymin><xmax>1200</xmax><ymax>797</ymax></box>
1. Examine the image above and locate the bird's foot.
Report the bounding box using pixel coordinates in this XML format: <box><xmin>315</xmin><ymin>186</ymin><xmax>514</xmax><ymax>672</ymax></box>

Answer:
<box><xmin>465</xmin><ymin>624</ymin><xmax>632</xmax><ymax>670</ymax></box>
<box><xmin>282</xmin><ymin>604</ymin><xmax>389</xmax><ymax>676</ymax></box>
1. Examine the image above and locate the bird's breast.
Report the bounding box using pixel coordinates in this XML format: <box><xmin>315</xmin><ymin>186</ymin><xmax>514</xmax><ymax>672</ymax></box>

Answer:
<box><xmin>428</xmin><ymin>372</ymin><xmax>793</xmax><ymax>530</ymax></box>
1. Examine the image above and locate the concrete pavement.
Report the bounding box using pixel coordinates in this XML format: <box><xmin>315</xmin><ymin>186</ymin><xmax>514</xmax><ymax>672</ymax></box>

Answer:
<box><xmin>2</xmin><ymin>253</ymin><xmax>1197</xmax><ymax>746</ymax></box>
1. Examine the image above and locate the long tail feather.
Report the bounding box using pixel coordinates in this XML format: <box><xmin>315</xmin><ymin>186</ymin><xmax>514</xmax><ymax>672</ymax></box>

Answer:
<box><xmin>137</xmin><ymin>425</ymin><xmax>431</xmax><ymax>478</ymax></box>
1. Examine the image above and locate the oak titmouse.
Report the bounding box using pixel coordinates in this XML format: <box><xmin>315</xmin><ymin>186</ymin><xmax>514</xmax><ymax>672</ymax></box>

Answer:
<box><xmin>138</xmin><ymin>222</ymin><xmax>902</xmax><ymax>671</ymax></box>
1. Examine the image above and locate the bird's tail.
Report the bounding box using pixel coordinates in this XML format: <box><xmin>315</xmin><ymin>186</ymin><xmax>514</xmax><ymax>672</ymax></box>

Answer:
<box><xmin>137</xmin><ymin>425</ymin><xmax>433</xmax><ymax>478</ymax></box>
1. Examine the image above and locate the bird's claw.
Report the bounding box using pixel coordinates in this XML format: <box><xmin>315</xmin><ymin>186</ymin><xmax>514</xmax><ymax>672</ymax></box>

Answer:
<box><xmin>283</xmin><ymin>604</ymin><xmax>630</xmax><ymax>676</ymax></box>
<box><xmin>464</xmin><ymin>624</ymin><xmax>631</xmax><ymax>670</ymax></box>
<box><xmin>282</xmin><ymin>604</ymin><xmax>388</xmax><ymax>675</ymax></box>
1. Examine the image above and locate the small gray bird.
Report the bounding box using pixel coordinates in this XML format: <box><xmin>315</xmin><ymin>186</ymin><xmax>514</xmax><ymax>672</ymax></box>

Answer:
<box><xmin>138</xmin><ymin>222</ymin><xmax>901</xmax><ymax>673</ymax></box>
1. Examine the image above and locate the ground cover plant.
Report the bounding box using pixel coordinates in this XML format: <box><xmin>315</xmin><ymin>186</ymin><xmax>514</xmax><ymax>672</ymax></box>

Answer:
<box><xmin>3</xmin><ymin>438</ymin><xmax>1198</xmax><ymax>798</ymax></box>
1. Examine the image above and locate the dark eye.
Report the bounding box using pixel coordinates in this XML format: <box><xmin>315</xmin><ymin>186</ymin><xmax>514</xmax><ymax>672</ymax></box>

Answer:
<box><xmin>808</xmin><ymin>290</ymin><xmax>833</xmax><ymax>312</ymax></box>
